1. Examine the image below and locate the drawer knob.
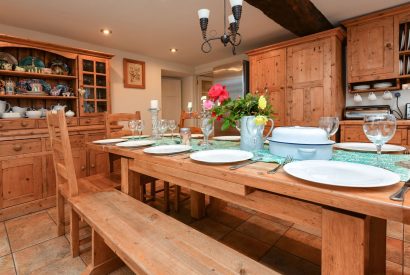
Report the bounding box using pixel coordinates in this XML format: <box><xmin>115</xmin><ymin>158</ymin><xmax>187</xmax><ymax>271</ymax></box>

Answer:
<box><xmin>85</xmin><ymin>120</ymin><xmax>91</xmax><ymax>124</ymax></box>
<box><xmin>385</xmin><ymin>42</ymin><xmax>392</xmax><ymax>49</ymax></box>
<box><xmin>91</xmin><ymin>164</ymin><xmax>95</xmax><ymax>168</ymax></box>
<box><xmin>13</xmin><ymin>144</ymin><xmax>22</xmax><ymax>151</ymax></box>
<box><xmin>21</xmin><ymin>122</ymin><xmax>28</xmax><ymax>127</ymax></box>
<box><xmin>81</xmin><ymin>166</ymin><xmax>86</xmax><ymax>171</ymax></box>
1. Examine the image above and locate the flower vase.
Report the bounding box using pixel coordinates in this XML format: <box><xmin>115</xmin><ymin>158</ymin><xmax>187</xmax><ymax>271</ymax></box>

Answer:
<box><xmin>236</xmin><ymin>116</ymin><xmax>274</xmax><ymax>152</ymax></box>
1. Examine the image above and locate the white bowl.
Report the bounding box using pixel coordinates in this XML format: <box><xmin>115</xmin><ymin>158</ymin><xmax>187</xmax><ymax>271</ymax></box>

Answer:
<box><xmin>26</xmin><ymin>110</ymin><xmax>42</xmax><ymax>119</ymax></box>
<box><xmin>1</xmin><ymin>112</ymin><xmax>22</xmax><ymax>119</ymax></box>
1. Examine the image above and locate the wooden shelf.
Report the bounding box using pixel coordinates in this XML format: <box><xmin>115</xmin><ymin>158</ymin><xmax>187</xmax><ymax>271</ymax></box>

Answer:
<box><xmin>399</xmin><ymin>50</ymin><xmax>410</xmax><ymax>55</ymax></box>
<box><xmin>349</xmin><ymin>86</ymin><xmax>400</xmax><ymax>93</ymax></box>
<box><xmin>0</xmin><ymin>95</ymin><xmax>78</xmax><ymax>100</ymax></box>
<box><xmin>0</xmin><ymin>70</ymin><xmax>77</xmax><ymax>80</ymax></box>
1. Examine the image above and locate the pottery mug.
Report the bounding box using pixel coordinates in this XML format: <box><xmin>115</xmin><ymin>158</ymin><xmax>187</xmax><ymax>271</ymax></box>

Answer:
<box><xmin>0</xmin><ymin>100</ymin><xmax>10</xmax><ymax>113</ymax></box>
<box><xmin>368</xmin><ymin>92</ymin><xmax>377</xmax><ymax>101</ymax></box>
<box><xmin>382</xmin><ymin>91</ymin><xmax>393</xmax><ymax>100</ymax></box>
<box><xmin>353</xmin><ymin>93</ymin><xmax>362</xmax><ymax>103</ymax></box>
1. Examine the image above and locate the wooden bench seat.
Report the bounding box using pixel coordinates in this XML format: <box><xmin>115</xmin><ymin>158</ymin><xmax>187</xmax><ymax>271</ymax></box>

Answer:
<box><xmin>70</xmin><ymin>190</ymin><xmax>277</xmax><ymax>275</ymax></box>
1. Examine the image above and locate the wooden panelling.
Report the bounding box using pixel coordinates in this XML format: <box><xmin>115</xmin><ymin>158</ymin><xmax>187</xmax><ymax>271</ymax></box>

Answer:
<box><xmin>0</xmin><ymin>157</ymin><xmax>42</xmax><ymax>208</ymax></box>
<box><xmin>347</xmin><ymin>16</ymin><xmax>395</xmax><ymax>82</ymax></box>
<box><xmin>0</xmin><ymin>139</ymin><xmax>42</xmax><ymax>157</ymax></box>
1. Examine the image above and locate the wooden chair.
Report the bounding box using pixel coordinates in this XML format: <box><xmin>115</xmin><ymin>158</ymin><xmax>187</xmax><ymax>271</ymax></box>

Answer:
<box><xmin>104</xmin><ymin>112</ymin><xmax>170</xmax><ymax>207</ymax></box>
<box><xmin>179</xmin><ymin>111</ymin><xmax>202</xmax><ymax>134</ymax></box>
<box><xmin>46</xmin><ymin>110</ymin><xmax>121</xmax><ymax>256</ymax></box>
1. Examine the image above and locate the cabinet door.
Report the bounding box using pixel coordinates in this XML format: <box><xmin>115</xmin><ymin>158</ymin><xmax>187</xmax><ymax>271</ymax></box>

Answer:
<box><xmin>0</xmin><ymin>157</ymin><xmax>42</xmax><ymax>208</ymax></box>
<box><xmin>87</xmin><ymin>133</ymin><xmax>108</xmax><ymax>175</ymax></box>
<box><xmin>286</xmin><ymin>39</ymin><xmax>331</xmax><ymax>126</ymax></box>
<box><xmin>249</xmin><ymin>49</ymin><xmax>286</xmax><ymax>126</ymax></box>
<box><xmin>348</xmin><ymin>16</ymin><xmax>395</xmax><ymax>82</ymax></box>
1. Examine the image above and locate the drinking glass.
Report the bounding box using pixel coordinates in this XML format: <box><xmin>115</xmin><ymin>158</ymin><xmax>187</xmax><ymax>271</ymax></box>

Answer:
<box><xmin>136</xmin><ymin>120</ymin><xmax>145</xmax><ymax>139</ymax></box>
<box><xmin>199</xmin><ymin>116</ymin><xmax>214</xmax><ymax>148</ymax></box>
<box><xmin>158</xmin><ymin>119</ymin><xmax>169</xmax><ymax>143</ymax></box>
<box><xmin>128</xmin><ymin>120</ymin><xmax>137</xmax><ymax>139</ymax></box>
<box><xmin>168</xmin><ymin>120</ymin><xmax>177</xmax><ymax>140</ymax></box>
<box><xmin>319</xmin><ymin>117</ymin><xmax>340</xmax><ymax>139</ymax></box>
<box><xmin>363</xmin><ymin>114</ymin><xmax>397</xmax><ymax>166</ymax></box>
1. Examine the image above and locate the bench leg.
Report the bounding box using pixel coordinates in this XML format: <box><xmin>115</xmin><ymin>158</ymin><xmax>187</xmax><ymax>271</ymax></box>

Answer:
<box><xmin>190</xmin><ymin>191</ymin><xmax>206</xmax><ymax>219</ymax></box>
<box><xmin>57</xmin><ymin>190</ymin><xmax>65</xmax><ymax>236</ymax></box>
<box><xmin>174</xmin><ymin>185</ymin><xmax>181</xmax><ymax>212</ymax></box>
<box><xmin>164</xmin><ymin>181</ymin><xmax>170</xmax><ymax>212</ymax></box>
<box><xmin>82</xmin><ymin>229</ymin><xmax>123</xmax><ymax>275</ymax></box>
<box><xmin>70</xmin><ymin>208</ymin><xmax>80</xmax><ymax>257</ymax></box>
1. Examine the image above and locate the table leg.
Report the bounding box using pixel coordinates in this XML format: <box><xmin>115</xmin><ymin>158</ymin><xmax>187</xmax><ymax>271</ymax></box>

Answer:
<box><xmin>322</xmin><ymin>208</ymin><xmax>386</xmax><ymax>275</ymax></box>
<box><xmin>120</xmin><ymin>158</ymin><xmax>141</xmax><ymax>200</ymax></box>
<box><xmin>190</xmin><ymin>191</ymin><xmax>205</xmax><ymax>219</ymax></box>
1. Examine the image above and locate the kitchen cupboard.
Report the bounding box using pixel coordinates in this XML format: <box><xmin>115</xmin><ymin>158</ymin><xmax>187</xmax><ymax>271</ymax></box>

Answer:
<box><xmin>342</xmin><ymin>3</ymin><xmax>410</xmax><ymax>92</ymax></box>
<box><xmin>0</xmin><ymin>34</ymin><xmax>114</xmax><ymax>221</ymax></box>
<box><xmin>247</xmin><ymin>28</ymin><xmax>345</xmax><ymax>127</ymax></box>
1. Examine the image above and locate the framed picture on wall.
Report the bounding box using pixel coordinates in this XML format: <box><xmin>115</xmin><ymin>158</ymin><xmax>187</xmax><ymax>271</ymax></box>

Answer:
<box><xmin>123</xmin><ymin>58</ymin><xmax>145</xmax><ymax>89</ymax></box>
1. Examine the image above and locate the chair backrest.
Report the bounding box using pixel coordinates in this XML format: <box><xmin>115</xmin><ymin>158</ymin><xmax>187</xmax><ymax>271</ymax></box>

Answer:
<box><xmin>46</xmin><ymin>110</ymin><xmax>79</xmax><ymax>198</ymax></box>
<box><xmin>105</xmin><ymin>112</ymin><xmax>141</xmax><ymax>138</ymax></box>
<box><xmin>179</xmin><ymin>111</ymin><xmax>202</xmax><ymax>134</ymax></box>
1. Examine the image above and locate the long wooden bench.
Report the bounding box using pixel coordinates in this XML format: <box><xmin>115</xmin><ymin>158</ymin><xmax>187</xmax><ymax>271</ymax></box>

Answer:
<box><xmin>70</xmin><ymin>190</ymin><xmax>277</xmax><ymax>275</ymax></box>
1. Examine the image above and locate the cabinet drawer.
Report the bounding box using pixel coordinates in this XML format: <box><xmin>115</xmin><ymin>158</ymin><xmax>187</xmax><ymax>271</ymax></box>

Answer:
<box><xmin>45</xmin><ymin>134</ymin><xmax>85</xmax><ymax>150</ymax></box>
<box><xmin>79</xmin><ymin>117</ymin><xmax>105</xmax><ymax>126</ymax></box>
<box><xmin>343</xmin><ymin>126</ymin><xmax>406</xmax><ymax>145</ymax></box>
<box><xmin>0</xmin><ymin>119</ymin><xmax>36</xmax><ymax>130</ymax></box>
<box><xmin>38</xmin><ymin>117</ymin><xmax>78</xmax><ymax>128</ymax></box>
<box><xmin>0</xmin><ymin>139</ymin><xmax>42</xmax><ymax>157</ymax></box>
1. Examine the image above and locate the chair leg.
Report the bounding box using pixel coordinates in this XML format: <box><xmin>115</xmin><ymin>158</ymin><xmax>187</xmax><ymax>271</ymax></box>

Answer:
<box><xmin>70</xmin><ymin>208</ymin><xmax>80</xmax><ymax>257</ymax></box>
<box><xmin>164</xmin><ymin>181</ymin><xmax>170</xmax><ymax>212</ymax></box>
<box><xmin>174</xmin><ymin>185</ymin><xmax>181</xmax><ymax>212</ymax></box>
<box><xmin>57</xmin><ymin>190</ymin><xmax>65</xmax><ymax>236</ymax></box>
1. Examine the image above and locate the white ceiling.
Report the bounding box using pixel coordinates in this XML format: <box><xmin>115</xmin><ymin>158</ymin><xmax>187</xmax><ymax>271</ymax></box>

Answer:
<box><xmin>0</xmin><ymin>0</ymin><xmax>408</xmax><ymax>67</ymax></box>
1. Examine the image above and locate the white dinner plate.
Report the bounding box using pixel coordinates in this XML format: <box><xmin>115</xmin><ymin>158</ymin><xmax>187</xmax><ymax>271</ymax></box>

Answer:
<box><xmin>284</xmin><ymin>160</ymin><xmax>400</xmax><ymax>188</ymax></box>
<box><xmin>213</xmin><ymin>136</ymin><xmax>241</xmax><ymax>142</ymax></box>
<box><xmin>352</xmin><ymin>84</ymin><xmax>370</xmax><ymax>90</ymax></box>
<box><xmin>163</xmin><ymin>133</ymin><xmax>180</xmax><ymax>137</ymax></box>
<box><xmin>191</xmin><ymin>134</ymin><xmax>204</xmax><ymax>138</ymax></box>
<box><xmin>92</xmin><ymin>138</ymin><xmax>126</xmax><ymax>144</ymax></box>
<box><xmin>190</xmin><ymin>149</ymin><xmax>253</xmax><ymax>164</ymax></box>
<box><xmin>333</xmin><ymin>142</ymin><xmax>406</xmax><ymax>153</ymax></box>
<box><xmin>143</xmin><ymin>145</ymin><xmax>192</xmax><ymax>155</ymax></box>
<box><xmin>122</xmin><ymin>135</ymin><xmax>150</xmax><ymax>139</ymax></box>
<box><xmin>373</xmin><ymin>82</ymin><xmax>392</xmax><ymax>89</ymax></box>
<box><xmin>115</xmin><ymin>140</ymin><xmax>155</xmax><ymax>148</ymax></box>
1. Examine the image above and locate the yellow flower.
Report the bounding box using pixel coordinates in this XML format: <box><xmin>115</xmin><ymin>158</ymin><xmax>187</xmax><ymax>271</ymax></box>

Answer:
<box><xmin>258</xmin><ymin>95</ymin><xmax>267</xmax><ymax>110</ymax></box>
<box><xmin>255</xmin><ymin>115</ymin><xmax>268</xmax><ymax>126</ymax></box>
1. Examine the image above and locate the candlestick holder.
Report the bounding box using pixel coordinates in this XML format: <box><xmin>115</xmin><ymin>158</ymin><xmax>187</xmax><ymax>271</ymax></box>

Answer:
<box><xmin>149</xmin><ymin>108</ymin><xmax>161</xmax><ymax>140</ymax></box>
<box><xmin>187</xmin><ymin>107</ymin><xmax>193</xmax><ymax>113</ymax></box>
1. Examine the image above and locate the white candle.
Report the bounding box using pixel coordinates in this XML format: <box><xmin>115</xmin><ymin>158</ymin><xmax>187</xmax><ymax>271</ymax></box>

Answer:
<box><xmin>230</xmin><ymin>0</ymin><xmax>243</xmax><ymax>7</ymax></box>
<box><xmin>198</xmin><ymin>9</ymin><xmax>210</xmax><ymax>19</ymax></box>
<box><xmin>187</xmin><ymin>102</ymin><xmax>193</xmax><ymax>108</ymax></box>
<box><xmin>150</xmin><ymin>100</ymin><xmax>159</xmax><ymax>109</ymax></box>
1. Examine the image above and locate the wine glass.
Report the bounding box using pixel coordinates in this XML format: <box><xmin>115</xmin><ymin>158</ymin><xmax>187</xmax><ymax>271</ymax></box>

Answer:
<box><xmin>363</xmin><ymin>114</ymin><xmax>397</xmax><ymax>166</ymax></box>
<box><xmin>128</xmin><ymin>120</ymin><xmax>137</xmax><ymax>139</ymax></box>
<box><xmin>199</xmin><ymin>116</ymin><xmax>214</xmax><ymax>148</ymax></box>
<box><xmin>319</xmin><ymin>117</ymin><xmax>340</xmax><ymax>139</ymax></box>
<box><xmin>168</xmin><ymin>120</ymin><xmax>177</xmax><ymax>140</ymax></box>
<box><xmin>136</xmin><ymin>120</ymin><xmax>145</xmax><ymax>139</ymax></box>
<box><xmin>158</xmin><ymin>119</ymin><xmax>169</xmax><ymax>143</ymax></box>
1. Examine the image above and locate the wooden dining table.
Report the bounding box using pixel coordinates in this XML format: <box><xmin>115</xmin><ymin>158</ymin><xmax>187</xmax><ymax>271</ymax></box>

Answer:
<box><xmin>87</xmin><ymin>142</ymin><xmax>410</xmax><ymax>275</ymax></box>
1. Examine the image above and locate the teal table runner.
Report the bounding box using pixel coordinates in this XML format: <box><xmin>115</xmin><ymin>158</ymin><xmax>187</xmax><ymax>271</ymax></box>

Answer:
<box><xmin>152</xmin><ymin>138</ymin><xmax>410</xmax><ymax>181</ymax></box>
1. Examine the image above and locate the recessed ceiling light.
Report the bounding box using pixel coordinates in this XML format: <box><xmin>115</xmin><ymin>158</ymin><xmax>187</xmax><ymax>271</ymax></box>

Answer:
<box><xmin>100</xmin><ymin>29</ymin><xmax>112</xmax><ymax>35</ymax></box>
<box><xmin>170</xmin><ymin>48</ymin><xmax>178</xmax><ymax>53</ymax></box>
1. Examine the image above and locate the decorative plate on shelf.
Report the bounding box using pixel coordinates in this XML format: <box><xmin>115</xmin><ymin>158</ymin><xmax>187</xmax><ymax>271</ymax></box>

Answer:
<box><xmin>19</xmin><ymin>56</ymin><xmax>45</xmax><ymax>68</ymax></box>
<box><xmin>0</xmin><ymin>52</ymin><xmax>18</xmax><ymax>65</ymax></box>
<box><xmin>49</xmin><ymin>60</ymin><xmax>70</xmax><ymax>75</ymax></box>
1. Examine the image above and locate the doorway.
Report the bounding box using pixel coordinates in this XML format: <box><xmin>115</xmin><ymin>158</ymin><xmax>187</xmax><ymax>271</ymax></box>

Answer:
<box><xmin>196</xmin><ymin>75</ymin><xmax>213</xmax><ymax>105</ymax></box>
<box><xmin>161</xmin><ymin>77</ymin><xmax>182</xmax><ymax>122</ymax></box>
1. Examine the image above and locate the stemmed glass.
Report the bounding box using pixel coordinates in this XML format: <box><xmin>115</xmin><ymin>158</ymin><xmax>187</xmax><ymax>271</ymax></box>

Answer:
<box><xmin>158</xmin><ymin>119</ymin><xmax>169</xmax><ymax>143</ymax></box>
<box><xmin>168</xmin><ymin>120</ymin><xmax>177</xmax><ymax>140</ymax></box>
<box><xmin>136</xmin><ymin>120</ymin><xmax>145</xmax><ymax>139</ymax></box>
<box><xmin>319</xmin><ymin>117</ymin><xmax>340</xmax><ymax>139</ymax></box>
<box><xmin>128</xmin><ymin>120</ymin><xmax>137</xmax><ymax>140</ymax></box>
<box><xmin>199</xmin><ymin>116</ymin><xmax>214</xmax><ymax>148</ymax></box>
<box><xmin>363</xmin><ymin>114</ymin><xmax>397</xmax><ymax>167</ymax></box>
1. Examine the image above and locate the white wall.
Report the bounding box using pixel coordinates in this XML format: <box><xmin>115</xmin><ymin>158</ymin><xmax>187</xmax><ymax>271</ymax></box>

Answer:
<box><xmin>194</xmin><ymin>54</ymin><xmax>248</xmax><ymax>75</ymax></box>
<box><xmin>0</xmin><ymin>23</ymin><xmax>194</xmax><ymax>132</ymax></box>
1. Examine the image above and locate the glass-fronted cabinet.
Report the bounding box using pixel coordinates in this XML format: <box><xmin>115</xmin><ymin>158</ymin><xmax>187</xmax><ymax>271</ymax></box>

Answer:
<box><xmin>79</xmin><ymin>56</ymin><xmax>110</xmax><ymax>116</ymax></box>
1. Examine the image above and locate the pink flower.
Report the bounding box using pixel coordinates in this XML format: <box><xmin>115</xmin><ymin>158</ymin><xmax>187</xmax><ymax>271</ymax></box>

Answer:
<box><xmin>208</xmin><ymin>84</ymin><xmax>230</xmax><ymax>102</ymax></box>
<box><xmin>203</xmin><ymin>100</ymin><xmax>214</xmax><ymax>110</ymax></box>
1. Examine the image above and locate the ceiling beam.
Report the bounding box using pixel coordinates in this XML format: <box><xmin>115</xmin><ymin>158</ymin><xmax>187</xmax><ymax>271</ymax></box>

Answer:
<box><xmin>245</xmin><ymin>0</ymin><xmax>333</xmax><ymax>36</ymax></box>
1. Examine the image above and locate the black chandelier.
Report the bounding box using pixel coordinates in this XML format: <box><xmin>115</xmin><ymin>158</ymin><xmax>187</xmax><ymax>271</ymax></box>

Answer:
<box><xmin>197</xmin><ymin>0</ymin><xmax>243</xmax><ymax>55</ymax></box>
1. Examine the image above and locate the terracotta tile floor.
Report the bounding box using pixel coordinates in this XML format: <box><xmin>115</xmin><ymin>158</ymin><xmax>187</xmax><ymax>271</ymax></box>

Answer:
<box><xmin>0</xmin><ymin>189</ymin><xmax>408</xmax><ymax>274</ymax></box>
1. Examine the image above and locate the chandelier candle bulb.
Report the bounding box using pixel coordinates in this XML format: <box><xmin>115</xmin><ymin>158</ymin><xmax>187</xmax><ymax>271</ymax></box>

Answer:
<box><xmin>150</xmin><ymin>100</ymin><xmax>159</xmax><ymax>110</ymax></box>
<box><xmin>230</xmin><ymin>0</ymin><xmax>243</xmax><ymax>6</ymax></box>
<box><xmin>198</xmin><ymin>9</ymin><xmax>210</xmax><ymax>19</ymax></box>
